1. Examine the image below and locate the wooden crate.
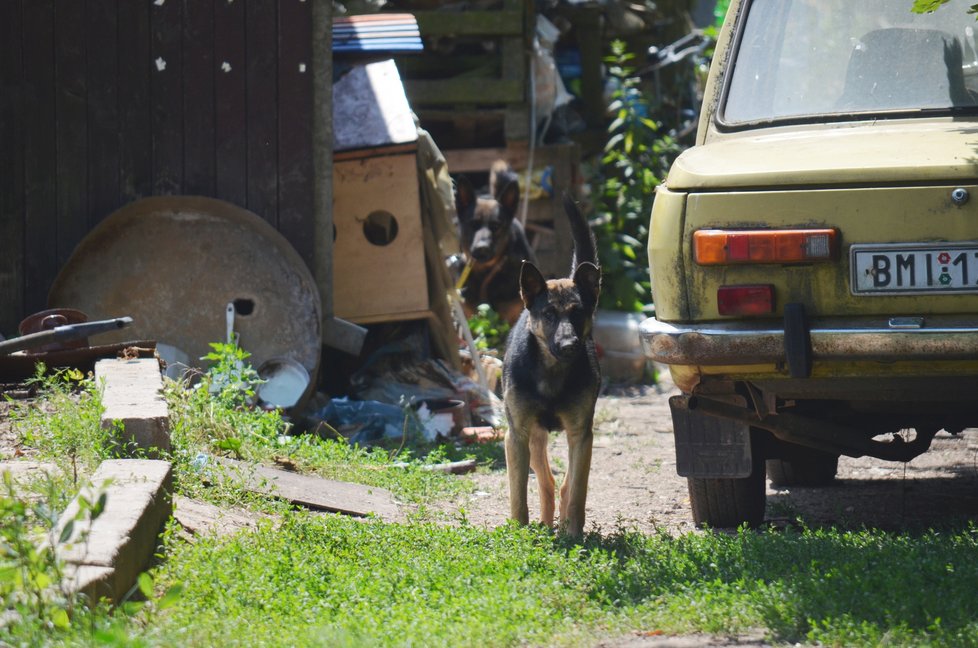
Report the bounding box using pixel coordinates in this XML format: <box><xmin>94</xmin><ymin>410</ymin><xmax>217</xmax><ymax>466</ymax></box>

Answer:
<box><xmin>332</xmin><ymin>152</ymin><xmax>430</xmax><ymax>324</ymax></box>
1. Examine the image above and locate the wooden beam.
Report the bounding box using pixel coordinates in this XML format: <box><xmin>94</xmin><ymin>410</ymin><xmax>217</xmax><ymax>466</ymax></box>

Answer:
<box><xmin>212</xmin><ymin>457</ymin><xmax>402</xmax><ymax>522</ymax></box>
<box><xmin>312</xmin><ymin>0</ymin><xmax>334</xmax><ymax>320</ymax></box>
<box><xmin>404</xmin><ymin>79</ymin><xmax>524</xmax><ymax>105</ymax></box>
<box><xmin>413</xmin><ymin>10</ymin><xmax>523</xmax><ymax>37</ymax></box>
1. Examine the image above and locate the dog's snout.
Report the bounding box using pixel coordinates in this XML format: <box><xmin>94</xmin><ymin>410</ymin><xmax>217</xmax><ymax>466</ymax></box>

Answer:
<box><xmin>471</xmin><ymin>245</ymin><xmax>492</xmax><ymax>261</ymax></box>
<box><xmin>553</xmin><ymin>320</ymin><xmax>580</xmax><ymax>357</ymax></box>
<box><xmin>470</xmin><ymin>227</ymin><xmax>495</xmax><ymax>261</ymax></box>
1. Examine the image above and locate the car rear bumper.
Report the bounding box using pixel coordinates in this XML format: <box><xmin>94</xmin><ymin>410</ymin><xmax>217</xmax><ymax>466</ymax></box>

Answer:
<box><xmin>640</xmin><ymin>315</ymin><xmax>978</xmax><ymax>366</ymax></box>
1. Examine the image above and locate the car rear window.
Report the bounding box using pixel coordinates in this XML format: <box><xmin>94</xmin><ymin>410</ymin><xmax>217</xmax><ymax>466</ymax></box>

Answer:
<box><xmin>722</xmin><ymin>0</ymin><xmax>978</xmax><ymax>125</ymax></box>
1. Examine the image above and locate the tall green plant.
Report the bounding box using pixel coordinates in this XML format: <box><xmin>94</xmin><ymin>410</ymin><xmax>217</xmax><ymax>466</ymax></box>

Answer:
<box><xmin>592</xmin><ymin>40</ymin><xmax>682</xmax><ymax>312</ymax></box>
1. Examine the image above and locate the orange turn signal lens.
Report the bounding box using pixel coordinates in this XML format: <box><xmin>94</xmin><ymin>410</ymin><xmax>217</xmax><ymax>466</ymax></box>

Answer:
<box><xmin>694</xmin><ymin>228</ymin><xmax>837</xmax><ymax>265</ymax></box>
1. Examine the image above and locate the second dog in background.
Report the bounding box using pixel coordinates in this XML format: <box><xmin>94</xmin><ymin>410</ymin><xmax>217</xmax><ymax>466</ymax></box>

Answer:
<box><xmin>454</xmin><ymin>161</ymin><xmax>537</xmax><ymax>325</ymax></box>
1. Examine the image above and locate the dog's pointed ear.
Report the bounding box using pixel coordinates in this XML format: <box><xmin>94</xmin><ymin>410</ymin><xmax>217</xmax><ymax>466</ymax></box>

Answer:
<box><xmin>519</xmin><ymin>261</ymin><xmax>546</xmax><ymax>309</ymax></box>
<box><xmin>498</xmin><ymin>178</ymin><xmax>520</xmax><ymax>216</ymax></box>
<box><xmin>573</xmin><ymin>262</ymin><xmax>601</xmax><ymax>310</ymax></box>
<box><xmin>455</xmin><ymin>175</ymin><xmax>476</xmax><ymax>212</ymax></box>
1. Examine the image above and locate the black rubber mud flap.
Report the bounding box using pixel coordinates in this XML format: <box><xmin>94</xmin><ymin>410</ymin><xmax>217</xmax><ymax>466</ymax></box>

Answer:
<box><xmin>784</xmin><ymin>302</ymin><xmax>812</xmax><ymax>378</ymax></box>
<box><xmin>669</xmin><ymin>395</ymin><xmax>752</xmax><ymax>478</ymax></box>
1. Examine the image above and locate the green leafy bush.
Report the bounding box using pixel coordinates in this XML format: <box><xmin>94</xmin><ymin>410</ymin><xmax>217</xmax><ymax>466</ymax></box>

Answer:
<box><xmin>591</xmin><ymin>40</ymin><xmax>682</xmax><ymax>313</ymax></box>
<box><xmin>467</xmin><ymin>303</ymin><xmax>511</xmax><ymax>352</ymax></box>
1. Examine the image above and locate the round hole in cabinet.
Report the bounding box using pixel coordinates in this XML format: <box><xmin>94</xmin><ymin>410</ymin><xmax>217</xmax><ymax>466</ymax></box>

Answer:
<box><xmin>362</xmin><ymin>210</ymin><xmax>399</xmax><ymax>246</ymax></box>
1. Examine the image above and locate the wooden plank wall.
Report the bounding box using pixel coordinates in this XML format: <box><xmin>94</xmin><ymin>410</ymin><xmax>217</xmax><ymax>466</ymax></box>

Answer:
<box><xmin>0</xmin><ymin>0</ymin><xmax>316</xmax><ymax>337</ymax></box>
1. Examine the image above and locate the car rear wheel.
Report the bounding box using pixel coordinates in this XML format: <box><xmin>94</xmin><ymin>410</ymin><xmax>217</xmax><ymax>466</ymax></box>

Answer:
<box><xmin>687</xmin><ymin>466</ymin><xmax>766</xmax><ymax>528</ymax></box>
<box><xmin>766</xmin><ymin>451</ymin><xmax>839</xmax><ymax>487</ymax></box>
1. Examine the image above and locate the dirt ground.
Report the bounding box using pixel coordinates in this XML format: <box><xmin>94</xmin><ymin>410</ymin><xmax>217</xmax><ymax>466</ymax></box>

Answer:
<box><xmin>435</xmin><ymin>369</ymin><xmax>978</xmax><ymax>536</ymax></box>
<box><xmin>5</xmin><ymin>370</ymin><xmax>978</xmax><ymax>534</ymax></box>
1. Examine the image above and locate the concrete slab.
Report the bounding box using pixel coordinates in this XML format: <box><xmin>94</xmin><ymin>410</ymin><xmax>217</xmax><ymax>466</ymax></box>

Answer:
<box><xmin>0</xmin><ymin>460</ymin><xmax>59</xmax><ymax>483</ymax></box>
<box><xmin>95</xmin><ymin>358</ymin><xmax>170</xmax><ymax>454</ymax></box>
<box><xmin>55</xmin><ymin>459</ymin><xmax>173</xmax><ymax>603</ymax></box>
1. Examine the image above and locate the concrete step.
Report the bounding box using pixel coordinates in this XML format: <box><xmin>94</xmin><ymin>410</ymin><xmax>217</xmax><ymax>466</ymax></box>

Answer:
<box><xmin>55</xmin><ymin>459</ymin><xmax>173</xmax><ymax>603</ymax></box>
<box><xmin>95</xmin><ymin>357</ymin><xmax>170</xmax><ymax>454</ymax></box>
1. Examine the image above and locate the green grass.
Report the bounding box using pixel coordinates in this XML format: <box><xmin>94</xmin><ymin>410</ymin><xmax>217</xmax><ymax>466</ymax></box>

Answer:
<box><xmin>8</xmin><ymin>359</ymin><xmax>978</xmax><ymax>647</ymax></box>
<box><xmin>120</xmin><ymin>518</ymin><xmax>978</xmax><ymax>647</ymax></box>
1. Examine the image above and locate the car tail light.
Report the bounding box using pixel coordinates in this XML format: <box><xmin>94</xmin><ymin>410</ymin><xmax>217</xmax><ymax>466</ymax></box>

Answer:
<box><xmin>717</xmin><ymin>284</ymin><xmax>774</xmax><ymax>316</ymax></box>
<box><xmin>694</xmin><ymin>229</ymin><xmax>837</xmax><ymax>265</ymax></box>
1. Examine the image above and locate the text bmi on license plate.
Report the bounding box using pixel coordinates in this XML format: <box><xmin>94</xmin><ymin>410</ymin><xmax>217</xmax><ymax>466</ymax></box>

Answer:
<box><xmin>851</xmin><ymin>243</ymin><xmax>978</xmax><ymax>294</ymax></box>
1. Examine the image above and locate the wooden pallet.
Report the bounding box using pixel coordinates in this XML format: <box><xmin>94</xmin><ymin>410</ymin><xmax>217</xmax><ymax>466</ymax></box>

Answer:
<box><xmin>389</xmin><ymin>0</ymin><xmax>533</xmax><ymax>148</ymax></box>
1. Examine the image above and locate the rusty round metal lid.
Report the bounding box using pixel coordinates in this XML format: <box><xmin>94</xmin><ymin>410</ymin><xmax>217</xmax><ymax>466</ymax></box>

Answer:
<box><xmin>49</xmin><ymin>196</ymin><xmax>322</xmax><ymax>398</ymax></box>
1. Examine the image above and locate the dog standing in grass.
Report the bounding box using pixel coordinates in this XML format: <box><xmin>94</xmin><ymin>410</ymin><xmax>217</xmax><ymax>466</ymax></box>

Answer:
<box><xmin>454</xmin><ymin>161</ymin><xmax>537</xmax><ymax>325</ymax></box>
<box><xmin>501</xmin><ymin>195</ymin><xmax>601</xmax><ymax>538</ymax></box>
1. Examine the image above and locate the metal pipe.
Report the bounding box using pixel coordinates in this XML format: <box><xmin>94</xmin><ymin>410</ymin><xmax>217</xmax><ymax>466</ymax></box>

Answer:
<box><xmin>0</xmin><ymin>317</ymin><xmax>134</xmax><ymax>356</ymax></box>
<box><xmin>682</xmin><ymin>394</ymin><xmax>938</xmax><ymax>462</ymax></box>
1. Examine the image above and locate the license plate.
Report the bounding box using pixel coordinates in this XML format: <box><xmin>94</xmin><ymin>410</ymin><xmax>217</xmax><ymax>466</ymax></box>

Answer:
<box><xmin>851</xmin><ymin>243</ymin><xmax>978</xmax><ymax>294</ymax></box>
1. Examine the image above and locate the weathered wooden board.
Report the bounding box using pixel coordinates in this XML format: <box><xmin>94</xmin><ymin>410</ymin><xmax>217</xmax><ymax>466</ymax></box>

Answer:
<box><xmin>22</xmin><ymin>0</ymin><xmax>58</xmax><ymax>317</ymax></box>
<box><xmin>117</xmin><ymin>0</ymin><xmax>152</xmax><ymax>206</ymax></box>
<box><xmin>213</xmin><ymin>457</ymin><xmax>401</xmax><ymax>522</ymax></box>
<box><xmin>214</xmin><ymin>0</ymin><xmax>248</xmax><ymax>209</ymax></box>
<box><xmin>246</xmin><ymin>0</ymin><xmax>279</xmax><ymax>228</ymax></box>
<box><xmin>55</xmin><ymin>0</ymin><xmax>89</xmax><ymax>267</ymax></box>
<box><xmin>150</xmin><ymin>0</ymin><xmax>183</xmax><ymax>196</ymax></box>
<box><xmin>183</xmin><ymin>1</ymin><xmax>217</xmax><ymax>198</ymax></box>
<box><xmin>86</xmin><ymin>0</ymin><xmax>120</xmax><ymax>229</ymax></box>
<box><xmin>278</xmin><ymin>0</ymin><xmax>315</xmax><ymax>267</ymax></box>
<box><xmin>0</xmin><ymin>0</ymin><xmax>25</xmax><ymax>335</ymax></box>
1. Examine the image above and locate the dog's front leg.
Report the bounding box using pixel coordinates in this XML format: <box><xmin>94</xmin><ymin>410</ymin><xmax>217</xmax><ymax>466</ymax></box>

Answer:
<box><xmin>559</xmin><ymin>422</ymin><xmax>594</xmax><ymax>538</ymax></box>
<box><xmin>504</xmin><ymin>423</ymin><xmax>531</xmax><ymax>525</ymax></box>
<box><xmin>528</xmin><ymin>424</ymin><xmax>555</xmax><ymax>527</ymax></box>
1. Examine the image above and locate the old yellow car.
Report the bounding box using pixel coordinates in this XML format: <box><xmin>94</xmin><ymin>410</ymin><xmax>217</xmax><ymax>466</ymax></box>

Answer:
<box><xmin>641</xmin><ymin>0</ymin><xmax>978</xmax><ymax>527</ymax></box>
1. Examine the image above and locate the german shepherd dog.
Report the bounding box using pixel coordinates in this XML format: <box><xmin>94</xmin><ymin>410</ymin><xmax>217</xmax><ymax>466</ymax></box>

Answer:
<box><xmin>454</xmin><ymin>162</ymin><xmax>537</xmax><ymax>325</ymax></box>
<box><xmin>502</xmin><ymin>195</ymin><xmax>601</xmax><ymax>538</ymax></box>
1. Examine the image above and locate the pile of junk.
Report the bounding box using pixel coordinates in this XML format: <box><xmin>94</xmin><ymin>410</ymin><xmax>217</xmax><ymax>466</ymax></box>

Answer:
<box><xmin>0</xmin><ymin>179</ymin><xmax>502</xmax><ymax>449</ymax></box>
<box><xmin>0</xmin><ymin>190</ymin><xmax>500</xmax><ymax>445</ymax></box>
<box><xmin>0</xmin><ymin>126</ymin><xmax>501</xmax><ymax>452</ymax></box>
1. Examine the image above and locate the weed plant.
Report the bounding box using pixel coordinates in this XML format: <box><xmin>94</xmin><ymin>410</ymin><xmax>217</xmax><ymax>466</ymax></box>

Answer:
<box><xmin>0</xmin><ymin>466</ymin><xmax>161</xmax><ymax>646</ymax></box>
<box><xmin>8</xmin><ymin>366</ymin><xmax>117</xmax><ymax>485</ymax></box>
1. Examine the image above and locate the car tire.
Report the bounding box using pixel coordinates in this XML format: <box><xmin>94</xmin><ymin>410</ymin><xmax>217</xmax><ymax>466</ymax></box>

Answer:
<box><xmin>766</xmin><ymin>452</ymin><xmax>839</xmax><ymax>487</ymax></box>
<box><xmin>687</xmin><ymin>466</ymin><xmax>766</xmax><ymax>528</ymax></box>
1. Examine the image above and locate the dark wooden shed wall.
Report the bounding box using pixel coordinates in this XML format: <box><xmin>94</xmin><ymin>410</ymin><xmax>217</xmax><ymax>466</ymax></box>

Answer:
<box><xmin>0</xmin><ymin>0</ymin><xmax>316</xmax><ymax>337</ymax></box>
